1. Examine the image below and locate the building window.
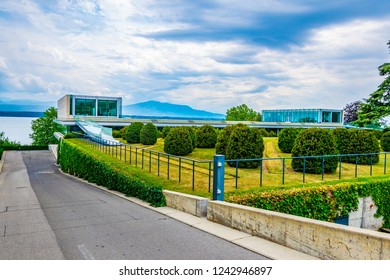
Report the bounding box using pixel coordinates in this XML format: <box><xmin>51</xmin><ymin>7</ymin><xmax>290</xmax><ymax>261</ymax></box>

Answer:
<box><xmin>75</xmin><ymin>98</ymin><xmax>96</xmax><ymax>116</ymax></box>
<box><xmin>332</xmin><ymin>112</ymin><xmax>341</xmax><ymax>123</ymax></box>
<box><xmin>98</xmin><ymin>100</ymin><xmax>118</xmax><ymax>117</ymax></box>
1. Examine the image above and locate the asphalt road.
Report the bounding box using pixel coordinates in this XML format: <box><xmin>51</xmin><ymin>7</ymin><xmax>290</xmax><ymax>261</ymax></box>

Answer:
<box><xmin>18</xmin><ymin>150</ymin><xmax>268</xmax><ymax>260</ymax></box>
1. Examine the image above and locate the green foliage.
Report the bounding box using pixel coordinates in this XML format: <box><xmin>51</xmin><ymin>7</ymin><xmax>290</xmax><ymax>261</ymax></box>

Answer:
<box><xmin>215</xmin><ymin>124</ymin><xmax>245</xmax><ymax>155</ymax></box>
<box><xmin>0</xmin><ymin>148</ymin><xmax>3</xmax><ymax>160</ymax></box>
<box><xmin>30</xmin><ymin>107</ymin><xmax>65</xmax><ymax>145</ymax></box>
<box><xmin>371</xmin><ymin>130</ymin><xmax>383</xmax><ymax>141</ymax></box>
<box><xmin>225</xmin><ymin>104</ymin><xmax>262</xmax><ymax>121</ymax></box>
<box><xmin>196</xmin><ymin>124</ymin><xmax>218</xmax><ymax>148</ymax></box>
<box><xmin>59</xmin><ymin>140</ymin><xmax>166</xmax><ymax>207</ymax></box>
<box><xmin>278</xmin><ymin>128</ymin><xmax>303</xmax><ymax>153</ymax></box>
<box><xmin>380</xmin><ymin>131</ymin><xmax>390</xmax><ymax>152</ymax></box>
<box><xmin>125</xmin><ymin>122</ymin><xmax>144</xmax><ymax>143</ymax></box>
<box><xmin>112</xmin><ymin>129</ymin><xmax>123</xmax><ymax>138</ymax></box>
<box><xmin>267</xmin><ymin>131</ymin><xmax>277</xmax><ymax>137</ymax></box>
<box><xmin>1</xmin><ymin>145</ymin><xmax>48</xmax><ymax>151</ymax></box>
<box><xmin>162</xmin><ymin>126</ymin><xmax>171</xmax><ymax>138</ymax></box>
<box><xmin>140</xmin><ymin>123</ymin><xmax>158</xmax><ymax>145</ymax></box>
<box><xmin>163</xmin><ymin>127</ymin><xmax>193</xmax><ymax>156</ymax></box>
<box><xmin>333</xmin><ymin>129</ymin><xmax>380</xmax><ymax>164</ymax></box>
<box><xmin>291</xmin><ymin>128</ymin><xmax>339</xmax><ymax>174</ymax></box>
<box><xmin>226</xmin><ymin>125</ymin><xmax>264</xmax><ymax>168</ymax></box>
<box><xmin>63</xmin><ymin>132</ymin><xmax>84</xmax><ymax>139</ymax></box>
<box><xmin>356</xmin><ymin>41</ymin><xmax>390</xmax><ymax>126</ymax></box>
<box><xmin>226</xmin><ymin>178</ymin><xmax>390</xmax><ymax>227</ymax></box>
<box><xmin>120</xmin><ymin>126</ymin><xmax>128</xmax><ymax>139</ymax></box>
<box><xmin>184</xmin><ymin>126</ymin><xmax>197</xmax><ymax>150</ymax></box>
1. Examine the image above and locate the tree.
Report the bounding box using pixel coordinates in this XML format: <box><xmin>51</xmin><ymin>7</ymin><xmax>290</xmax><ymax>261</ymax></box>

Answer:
<box><xmin>196</xmin><ymin>124</ymin><xmax>218</xmax><ymax>148</ymax></box>
<box><xmin>343</xmin><ymin>100</ymin><xmax>362</xmax><ymax>124</ymax></box>
<box><xmin>164</xmin><ymin>127</ymin><xmax>193</xmax><ymax>156</ymax></box>
<box><xmin>355</xmin><ymin>40</ymin><xmax>390</xmax><ymax>126</ymax></box>
<box><xmin>225</xmin><ymin>104</ymin><xmax>261</xmax><ymax>121</ymax></box>
<box><xmin>125</xmin><ymin>122</ymin><xmax>144</xmax><ymax>143</ymax></box>
<box><xmin>30</xmin><ymin>107</ymin><xmax>64</xmax><ymax>145</ymax></box>
<box><xmin>140</xmin><ymin>123</ymin><xmax>158</xmax><ymax>145</ymax></box>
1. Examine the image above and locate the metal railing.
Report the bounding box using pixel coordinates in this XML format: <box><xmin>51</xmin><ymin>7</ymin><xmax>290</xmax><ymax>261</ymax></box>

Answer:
<box><xmin>84</xmin><ymin>137</ymin><xmax>390</xmax><ymax>193</ymax></box>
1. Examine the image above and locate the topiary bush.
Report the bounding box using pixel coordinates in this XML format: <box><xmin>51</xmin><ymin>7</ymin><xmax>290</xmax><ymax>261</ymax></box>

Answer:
<box><xmin>140</xmin><ymin>123</ymin><xmax>158</xmax><ymax>145</ymax></box>
<box><xmin>335</xmin><ymin>129</ymin><xmax>380</xmax><ymax>164</ymax></box>
<box><xmin>291</xmin><ymin>128</ymin><xmax>339</xmax><ymax>174</ymax></box>
<box><xmin>162</xmin><ymin>126</ymin><xmax>171</xmax><ymax>138</ymax></box>
<box><xmin>184</xmin><ymin>126</ymin><xmax>197</xmax><ymax>151</ymax></box>
<box><xmin>164</xmin><ymin>127</ymin><xmax>193</xmax><ymax>156</ymax></box>
<box><xmin>278</xmin><ymin>128</ymin><xmax>303</xmax><ymax>153</ymax></box>
<box><xmin>381</xmin><ymin>131</ymin><xmax>390</xmax><ymax>152</ymax></box>
<box><xmin>112</xmin><ymin>129</ymin><xmax>122</xmax><ymax>138</ymax></box>
<box><xmin>125</xmin><ymin>122</ymin><xmax>144</xmax><ymax>144</ymax></box>
<box><xmin>196</xmin><ymin>124</ymin><xmax>218</xmax><ymax>148</ymax></box>
<box><xmin>226</xmin><ymin>125</ymin><xmax>264</xmax><ymax>168</ymax></box>
<box><xmin>215</xmin><ymin>124</ymin><xmax>245</xmax><ymax>155</ymax></box>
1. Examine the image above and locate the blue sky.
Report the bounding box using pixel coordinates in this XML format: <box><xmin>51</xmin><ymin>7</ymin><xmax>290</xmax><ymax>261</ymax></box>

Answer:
<box><xmin>0</xmin><ymin>0</ymin><xmax>389</xmax><ymax>114</ymax></box>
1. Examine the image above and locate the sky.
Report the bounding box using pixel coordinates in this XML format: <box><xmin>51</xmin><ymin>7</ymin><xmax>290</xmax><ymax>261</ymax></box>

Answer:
<box><xmin>0</xmin><ymin>0</ymin><xmax>390</xmax><ymax>114</ymax></box>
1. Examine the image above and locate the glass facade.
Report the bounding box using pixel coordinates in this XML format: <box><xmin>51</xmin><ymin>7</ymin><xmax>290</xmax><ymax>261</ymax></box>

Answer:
<box><xmin>262</xmin><ymin>109</ymin><xmax>343</xmax><ymax>124</ymax></box>
<box><xmin>67</xmin><ymin>95</ymin><xmax>121</xmax><ymax>117</ymax></box>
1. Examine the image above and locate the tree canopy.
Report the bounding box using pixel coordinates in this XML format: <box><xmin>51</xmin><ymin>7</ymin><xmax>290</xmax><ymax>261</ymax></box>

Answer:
<box><xmin>30</xmin><ymin>107</ymin><xmax>64</xmax><ymax>145</ymax></box>
<box><xmin>225</xmin><ymin>104</ymin><xmax>261</xmax><ymax>121</ymax></box>
<box><xmin>343</xmin><ymin>100</ymin><xmax>362</xmax><ymax>124</ymax></box>
<box><xmin>355</xmin><ymin>40</ymin><xmax>390</xmax><ymax>127</ymax></box>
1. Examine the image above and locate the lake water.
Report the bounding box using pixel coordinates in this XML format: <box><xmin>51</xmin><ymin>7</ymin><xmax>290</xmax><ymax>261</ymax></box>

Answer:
<box><xmin>0</xmin><ymin>117</ymin><xmax>37</xmax><ymax>145</ymax></box>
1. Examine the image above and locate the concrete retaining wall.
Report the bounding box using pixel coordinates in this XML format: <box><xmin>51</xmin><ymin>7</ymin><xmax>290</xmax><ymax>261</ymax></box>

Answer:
<box><xmin>349</xmin><ymin>197</ymin><xmax>383</xmax><ymax>230</ymax></box>
<box><xmin>207</xmin><ymin>200</ymin><xmax>390</xmax><ymax>260</ymax></box>
<box><xmin>163</xmin><ymin>190</ymin><xmax>209</xmax><ymax>217</ymax></box>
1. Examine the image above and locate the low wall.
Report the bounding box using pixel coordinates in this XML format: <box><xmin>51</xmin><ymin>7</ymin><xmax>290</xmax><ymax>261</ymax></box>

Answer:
<box><xmin>163</xmin><ymin>190</ymin><xmax>209</xmax><ymax>217</ymax></box>
<box><xmin>207</xmin><ymin>200</ymin><xmax>390</xmax><ymax>260</ymax></box>
<box><xmin>349</xmin><ymin>197</ymin><xmax>383</xmax><ymax>230</ymax></box>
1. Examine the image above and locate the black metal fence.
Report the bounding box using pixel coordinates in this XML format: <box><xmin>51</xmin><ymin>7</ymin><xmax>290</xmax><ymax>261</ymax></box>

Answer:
<box><xmin>85</xmin><ymin>137</ymin><xmax>390</xmax><ymax>192</ymax></box>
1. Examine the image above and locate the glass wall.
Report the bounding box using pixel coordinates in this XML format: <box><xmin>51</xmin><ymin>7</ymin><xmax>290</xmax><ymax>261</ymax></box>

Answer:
<box><xmin>98</xmin><ymin>100</ymin><xmax>118</xmax><ymax>117</ymax></box>
<box><xmin>75</xmin><ymin>98</ymin><xmax>96</xmax><ymax>116</ymax></box>
<box><xmin>262</xmin><ymin>109</ymin><xmax>343</xmax><ymax>124</ymax></box>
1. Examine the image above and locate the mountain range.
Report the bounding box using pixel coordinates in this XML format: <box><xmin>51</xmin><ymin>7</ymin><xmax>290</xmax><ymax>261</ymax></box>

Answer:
<box><xmin>0</xmin><ymin>99</ymin><xmax>225</xmax><ymax>120</ymax></box>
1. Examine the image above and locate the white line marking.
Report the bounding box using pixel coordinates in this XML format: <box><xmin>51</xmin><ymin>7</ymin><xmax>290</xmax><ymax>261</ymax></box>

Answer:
<box><xmin>77</xmin><ymin>244</ymin><xmax>95</xmax><ymax>260</ymax></box>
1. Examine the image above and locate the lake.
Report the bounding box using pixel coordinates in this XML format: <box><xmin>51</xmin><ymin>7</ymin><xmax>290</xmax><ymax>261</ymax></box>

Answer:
<box><xmin>0</xmin><ymin>117</ymin><xmax>37</xmax><ymax>145</ymax></box>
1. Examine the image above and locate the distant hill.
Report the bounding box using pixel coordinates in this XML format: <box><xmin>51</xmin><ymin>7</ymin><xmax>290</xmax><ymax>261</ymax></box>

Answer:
<box><xmin>0</xmin><ymin>99</ymin><xmax>55</xmax><ymax>112</ymax></box>
<box><xmin>123</xmin><ymin>100</ymin><xmax>225</xmax><ymax>120</ymax></box>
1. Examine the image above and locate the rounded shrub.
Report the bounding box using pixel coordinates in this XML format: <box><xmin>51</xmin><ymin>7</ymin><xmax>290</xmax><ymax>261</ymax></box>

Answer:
<box><xmin>215</xmin><ymin>124</ymin><xmax>245</xmax><ymax>155</ymax></box>
<box><xmin>332</xmin><ymin>128</ymin><xmax>350</xmax><ymax>154</ymax></box>
<box><xmin>226</xmin><ymin>125</ymin><xmax>264</xmax><ymax>168</ymax></box>
<box><xmin>196</xmin><ymin>124</ymin><xmax>218</xmax><ymax>148</ymax></box>
<box><xmin>291</xmin><ymin>128</ymin><xmax>339</xmax><ymax>174</ymax></box>
<box><xmin>112</xmin><ymin>129</ymin><xmax>122</xmax><ymax>138</ymax></box>
<box><xmin>184</xmin><ymin>126</ymin><xmax>197</xmax><ymax>150</ymax></box>
<box><xmin>381</xmin><ymin>131</ymin><xmax>390</xmax><ymax>152</ymax></box>
<box><xmin>164</xmin><ymin>127</ymin><xmax>193</xmax><ymax>156</ymax></box>
<box><xmin>125</xmin><ymin>122</ymin><xmax>144</xmax><ymax>144</ymax></box>
<box><xmin>140</xmin><ymin>123</ymin><xmax>158</xmax><ymax>145</ymax></box>
<box><xmin>344</xmin><ymin>130</ymin><xmax>380</xmax><ymax>164</ymax></box>
<box><xmin>278</xmin><ymin>128</ymin><xmax>303</xmax><ymax>153</ymax></box>
<box><xmin>162</xmin><ymin>126</ymin><xmax>171</xmax><ymax>138</ymax></box>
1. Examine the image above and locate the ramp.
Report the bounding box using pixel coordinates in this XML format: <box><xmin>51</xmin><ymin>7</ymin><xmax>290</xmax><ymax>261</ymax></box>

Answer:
<box><xmin>76</xmin><ymin>120</ymin><xmax>121</xmax><ymax>145</ymax></box>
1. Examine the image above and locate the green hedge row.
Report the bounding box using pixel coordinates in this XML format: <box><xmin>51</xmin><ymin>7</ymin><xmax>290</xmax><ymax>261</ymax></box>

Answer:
<box><xmin>0</xmin><ymin>148</ymin><xmax>3</xmax><ymax>160</ymax></box>
<box><xmin>59</xmin><ymin>140</ymin><xmax>166</xmax><ymax>207</ymax></box>
<box><xmin>0</xmin><ymin>145</ymin><xmax>49</xmax><ymax>151</ymax></box>
<box><xmin>225</xmin><ymin>178</ymin><xmax>390</xmax><ymax>227</ymax></box>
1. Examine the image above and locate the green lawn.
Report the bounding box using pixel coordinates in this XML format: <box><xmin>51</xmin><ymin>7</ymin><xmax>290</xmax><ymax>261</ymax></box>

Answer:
<box><xmin>85</xmin><ymin>137</ymin><xmax>390</xmax><ymax>197</ymax></box>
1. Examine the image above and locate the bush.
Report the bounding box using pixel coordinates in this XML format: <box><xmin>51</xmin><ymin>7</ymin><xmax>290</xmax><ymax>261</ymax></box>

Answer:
<box><xmin>59</xmin><ymin>140</ymin><xmax>165</xmax><ymax>207</ymax></box>
<box><xmin>268</xmin><ymin>131</ymin><xmax>277</xmax><ymax>137</ymax></box>
<box><xmin>184</xmin><ymin>126</ymin><xmax>197</xmax><ymax>151</ymax></box>
<box><xmin>334</xmin><ymin>129</ymin><xmax>380</xmax><ymax>164</ymax></box>
<box><xmin>162</xmin><ymin>126</ymin><xmax>171</xmax><ymax>138</ymax></box>
<box><xmin>291</xmin><ymin>128</ymin><xmax>339</xmax><ymax>174</ymax></box>
<box><xmin>226</xmin><ymin>125</ymin><xmax>264</xmax><ymax>168</ymax></box>
<box><xmin>278</xmin><ymin>128</ymin><xmax>303</xmax><ymax>153</ymax></box>
<box><xmin>63</xmin><ymin>132</ymin><xmax>84</xmax><ymax>139</ymax></box>
<box><xmin>196</xmin><ymin>124</ymin><xmax>218</xmax><ymax>148</ymax></box>
<box><xmin>120</xmin><ymin>126</ymin><xmax>128</xmax><ymax>139</ymax></box>
<box><xmin>0</xmin><ymin>148</ymin><xmax>3</xmax><ymax>160</ymax></box>
<box><xmin>164</xmin><ymin>127</ymin><xmax>193</xmax><ymax>156</ymax></box>
<box><xmin>125</xmin><ymin>122</ymin><xmax>144</xmax><ymax>143</ymax></box>
<box><xmin>371</xmin><ymin>130</ymin><xmax>383</xmax><ymax>141</ymax></box>
<box><xmin>112</xmin><ymin>129</ymin><xmax>122</xmax><ymax>138</ymax></box>
<box><xmin>140</xmin><ymin>123</ymin><xmax>158</xmax><ymax>145</ymax></box>
<box><xmin>381</xmin><ymin>131</ymin><xmax>390</xmax><ymax>152</ymax></box>
<box><xmin>215</xmin><ymin>124</ymin><xmax>245</xmax><ymax>155</ymax></box>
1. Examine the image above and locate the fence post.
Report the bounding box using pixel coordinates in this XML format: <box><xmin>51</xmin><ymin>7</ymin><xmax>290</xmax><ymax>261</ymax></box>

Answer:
<box><xmin>213</xmin><ymin>155</ymin><xmax>225</xmax><ymax>201</ymax></box>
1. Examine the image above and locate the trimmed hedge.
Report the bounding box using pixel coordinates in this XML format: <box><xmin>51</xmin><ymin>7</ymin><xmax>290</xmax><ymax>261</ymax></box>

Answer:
<box><xmin>0</xmin><ymin>148</ymin><xmax>3</xmax><ymax>160</ymax></box>
<box><xmin>196</xmin><ymin>124</ymin><xmax>218</xmax><ymax>148</ymax></box>
<box><xmin>333</xmin><ymin>129</ymin><xmax>380</xmax><ymax>165</ymax></box>
<box><xmin>226</xmin><ymin>178</ymin><xmax>390</xmax><ymax>227</ymax></box>
<box><xmin>164</xmin><ymin>127</ymin><xmax>193</xmax><ymax>156</ymax></box>
<box><xmin>380</xmin><ymin>131</ymin><xmax>390</xmax><ymax>152</ymax></box>
<box><xmin>226</xmin><ymin>125</ymin><xmax>264</xmax><ymax>168</ymax></box>
<box><xmin>125</xmin><ymin>122</ymin><xmax>144</xmax><ymax>143</ymax></box>
<box><xmin>291</xmin><ymin>128</ymin><xmax>338</xmax><ymax>174</ymax></box>
<box><xmin>215</xmin><ymin>124</ymin><xmax>245</xmax><ymax>155</ymax></box>
<box><xmin>59</xmin><ymin>140</ymin><xmax>166</xmax><ymax>207</ymax></box>
<box><xmin>140</xmin><ymin>123</ymin><xmax>158</xmax><ymax>145</ymax></box>
<box><xmin>162</xmin><ymin>126</ymin><xmax>171</xmax><ymax>138</ymax></box>
<box><xmin>278</xmin><ymin>128</ymin><xmax>303</xmax><ymax>153</ymax></box>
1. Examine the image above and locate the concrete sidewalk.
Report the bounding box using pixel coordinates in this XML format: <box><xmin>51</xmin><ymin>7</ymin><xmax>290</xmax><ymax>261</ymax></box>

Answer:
<box><xmin>0</xmin><ymin>151</ymin><xmax>64</xmax><ymax>259</ymax></box>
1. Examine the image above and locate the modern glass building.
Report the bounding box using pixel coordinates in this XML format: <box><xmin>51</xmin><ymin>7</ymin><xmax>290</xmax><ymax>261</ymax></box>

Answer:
<box><xmin>262</xmin><ymin>109</ymin><xmax>343</xmax><ymax>124</ymax></box>
<box><xmin>58</xmin><ymin>94</ymin><xmax>122</xmax><ymax>118</ymax></box>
